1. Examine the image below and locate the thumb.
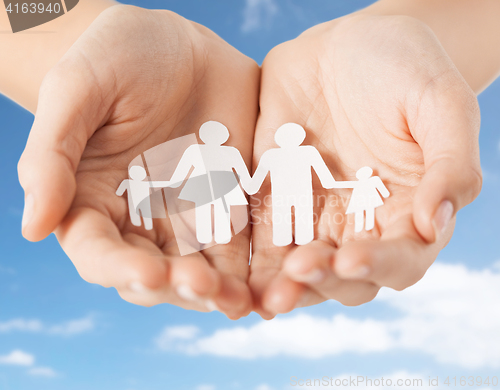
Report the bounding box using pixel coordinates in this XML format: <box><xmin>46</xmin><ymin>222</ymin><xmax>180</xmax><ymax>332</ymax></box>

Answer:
<box><xmin>411</xmin><ymin>73</ymin><xmax>482</xmax><ymax>244</ymax></box>
<box><xmin>18</xmin><ymin>57</ymin><xmax>113</xmax><ymax>241</ymax></box>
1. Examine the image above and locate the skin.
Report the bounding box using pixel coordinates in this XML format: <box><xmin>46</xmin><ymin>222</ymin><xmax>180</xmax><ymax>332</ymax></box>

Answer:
<box><xmin>0</xmin><ymin>0</ymin><xmax>117</xmax><ymax>110</ymax></box>
<box><xmin>17</xmin><ymin>5</ymin><xmax>260</xmax><ymax>319</ymax></box>
<box><xmin>4</xmin><ymin>0</ymin><xmax>500</xmax><ymax>319</ymax></box>
<box><xmin>365</xmin><ymin>0</ymin><xmax>500</xmax><ymax>93</ymax></box>
<box><xmin>249</xmin><ymin>14</ymin><xmax>482</xmax><ymax>319</ymax></box>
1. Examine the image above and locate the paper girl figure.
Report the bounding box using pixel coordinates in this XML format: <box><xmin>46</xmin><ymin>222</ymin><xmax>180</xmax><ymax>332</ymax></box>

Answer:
<box><xmin>116</xmin><ymin>166</ymin><xmax>170</xmax><ymax>230</ymax></box>
<box><xmin>167</xmin><ymin>121</ymin><xmax>251</xmax><ymax>245</ymax></box>
<box><xmin>246</xmin><ymin>123</ymin><xmax>336</xmax><ymax>246</ymax></box>
<box><xmin>336</xmin><ymin>166</ymin><xmax>390</xmax><ymax>233</ymax></box>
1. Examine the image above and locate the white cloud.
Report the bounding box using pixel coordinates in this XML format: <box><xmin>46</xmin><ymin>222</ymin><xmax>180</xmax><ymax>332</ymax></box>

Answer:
<box><xmin>377</xmin><ymin>262</ymin><xmax>500</xmax><ymax>368</ymax></box>
<box><xmin>0</xmin><ymin>319</ymin><xmax>43</xmax><ymax>333</ymax></box>
<box><xmin>28</xmin><ymin>366</ymin><xmax>58</xmax><ymax>378</ymax></box>
<box><xmin>255</xmin><ymin>385</ymin><xmax>275</xmax><ymax>390</ymax></box>
<box><xmin>155</xmin><ymin>262</ymin><xmax>500</xmax><ymax>369</ymax></box>
<box><xmin>0</xmin><ymin>316</ymin><xmax>95</xmax><ymax>336</ymax></box>
<box><xmin>157</xmin><ymin>314</ymin><xmax>388</xmax><ymax>359</ymax></box>
<box><xmin>156</xmin><ymin>325</ymin><xmax>199</xmax><ymax>351</ymax></box>
<box><xmin>157</xmin><ymin>314</ymin><xmax>391</xmax><ymax>359</ymax></box>
<box><xmin>0</xmin><ymin>352</ymin><xmax>58</xmax><ymax>378</ymax></box>
<box><xmin>241</xmin><ymin>0</ymin><xmax>278</xmax><ymax>33</ymax></box>
<box><xmin>7</xmin><ymin>207</ymin><xmax>23</xmax><ymax>217</ymax></box>
<box><xmin>195</xmin><ymin>385</ymin><xmax>216</xmax><ymax>390</ymax></box>
<box><xmin>0</xmin><ymin>350</ymin><xmax>35</xmax><ymax>366</ymax></box>
<box><xmin>48</xmin><ymin>317</ymin><xmax>95</xmax><ymax>336</ymax></box>
<box><xmin>481</xmin><ymin>168</ymin><xmax>498</xmax><ymax>183</ymax></box>
<box><xmin>0</xmin><ymin>265</ymin><xmax>16</xmax><ymax>275</ymax></box>
<box><xmin>494</xmin><ymin>260</ymin><xmax>500</xmax><ymax>270</ymax></box>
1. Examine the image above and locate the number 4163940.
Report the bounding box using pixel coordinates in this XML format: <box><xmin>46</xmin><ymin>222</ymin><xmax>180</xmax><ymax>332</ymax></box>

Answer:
<box><xmin>443</xmin><ymin>376</ymin><xmax>499</xmax><ymax>387</ymax></box>
<box><xmin>5</xmin><ymin>3</ymin><xmax>62</xmax><ymax>14</ymax></box>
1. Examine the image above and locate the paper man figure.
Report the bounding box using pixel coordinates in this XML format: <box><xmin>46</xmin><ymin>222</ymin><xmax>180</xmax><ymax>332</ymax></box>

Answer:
<box><xmin>247</xmin><ymin>123</ymin><xmax>335</xmax><ymax>246</ymax></box>
<box><xmin>116</xmin><ymin>166</ymin><xmax>169</xmax><ymax>230</ymax></box>
<box><xmin>167</xmin><ymin>121</ymin><xmax>251</xmax><ymax>244</ymax></box>
<box><xmin>335</xmin><ymin>166</ymin><xmax>390</xmax><ymax>232</ymax></box>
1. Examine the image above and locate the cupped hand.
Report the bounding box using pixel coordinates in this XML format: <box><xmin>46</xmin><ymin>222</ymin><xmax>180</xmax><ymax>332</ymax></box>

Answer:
<box><xmin>18</xmin><ymin>5</ymin><xmax>260</xmax><ymax>319</ymax></box>
<box><xmin>249</xmin><ymin>14</ymin><xmax>481</xmax><ymax>318</ymax></box>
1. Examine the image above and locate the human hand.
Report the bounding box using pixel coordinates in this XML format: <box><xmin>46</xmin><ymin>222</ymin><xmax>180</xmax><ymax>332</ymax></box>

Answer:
<box><xmin>249</xmin><ymin>13</ymin><xmax>481</xmax><ymax>319</ymax></box>
<box><xmin>18</xmin><ymin>5</ymin><xmax>260</xmax><ymax>319</ymax></box>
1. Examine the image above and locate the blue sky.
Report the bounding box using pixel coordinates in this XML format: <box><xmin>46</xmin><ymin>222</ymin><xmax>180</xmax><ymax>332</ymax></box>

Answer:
<box><xmin>1</xmin><ymin>1</ymin><xmax>500</xmax><ymax>389</ymax></box>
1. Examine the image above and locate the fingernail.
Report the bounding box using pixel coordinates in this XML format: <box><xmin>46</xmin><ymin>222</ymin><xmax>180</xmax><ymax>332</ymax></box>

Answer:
<box><xmin>336</xmin><ymin>262</ymin><xmax>370</xmax><ymax>279</ymax></box>
<box><xmin>22</xmin><ymin>194</ymin><xmax>34</xmax><ymax>230</ymax></box>
<box><xmin>205</xmin><ymin>300</ymin><xmax>220</xmax><ymax>312</ymax></box>
<box><xmin>433</xmin><ymin>200</ymin><xmax>454</xmax><ymax>240</ymax></box>
<box><xmin>129</xmin><ymin>281</ymin><xmax>150</xmax><ymax>293</ymax></box>
<box><xmin>176</xmin><ymin>284</ymin><xmax>200</xmax><ymax>302</ymax></box>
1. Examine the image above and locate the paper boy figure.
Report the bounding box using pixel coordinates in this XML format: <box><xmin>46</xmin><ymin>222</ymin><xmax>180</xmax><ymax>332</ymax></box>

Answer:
<box><xmin>116</xmin><ymin>166</ymin><xmax>169</xmax><ymax>230</ymax></box>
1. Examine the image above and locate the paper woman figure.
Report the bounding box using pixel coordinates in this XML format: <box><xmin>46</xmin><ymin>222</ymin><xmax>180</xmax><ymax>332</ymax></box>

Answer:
<box><xmin>116</xmin><ymin>166</ymin><xmax>170</xmax><ymax>230</ymax></box>
<box><xmin>167</xmin><ymin>121</ymin><xmax>251</xmax><ymax>244</ymax></box>
<box><xmin>336</xmin><ymin>166</ymin><xmax>390</xmax><ymax>233</ymax></box>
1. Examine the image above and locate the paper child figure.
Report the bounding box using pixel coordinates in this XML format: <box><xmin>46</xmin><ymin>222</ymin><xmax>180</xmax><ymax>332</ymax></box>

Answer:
<box><xmin>335</xmin><ymin>166</ymin><xmax>390</xmax><ymax>232</ymax></box>
<box><xmin>167</xmin><ymin>121</ymin><xmax>251</xmax><ymax>245</ymax></box>
<box><xmin>116</xmin><ymin>166</ymin><xmax>169</xmax><ymax>230</ymax></box>
<box><xmin>247</xmin><ymin>123</ymin><xmax>335</xmax><ymax>246</ymax></box>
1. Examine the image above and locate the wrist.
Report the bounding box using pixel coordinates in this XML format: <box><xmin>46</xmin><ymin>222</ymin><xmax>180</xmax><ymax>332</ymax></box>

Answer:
<box><xmin>0</xmin><ymin>0</ymin><xmax>118</xmax><ymax>111</ymax></box>
<box><xmin>357</xmin><ymin>0</ymin><xmax>500</xmax><ymax>93</ymax></box>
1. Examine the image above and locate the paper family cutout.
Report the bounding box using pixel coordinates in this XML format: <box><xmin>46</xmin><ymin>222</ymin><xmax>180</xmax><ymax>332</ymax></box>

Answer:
<box><xmin>116</xmin><ymin>121</ymin><xmax>390</xmax><ymax>249</ymax></box>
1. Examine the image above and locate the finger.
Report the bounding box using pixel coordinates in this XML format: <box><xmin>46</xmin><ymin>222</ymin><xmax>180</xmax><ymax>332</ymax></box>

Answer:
<box><xmin>109</xmin><ymin>233</ymin><xmax>196</xmax><ymax>310</ymax></box>
<box><xmin>118</xmin><ymin>252</ymin><xmax>227</xmax><ymax>312</ymax></box>
<box><xmin>283</xmin><ymin>240</ymin><xmax>380</xmax><ymax>306</ymax></box>
<box><xmin>248</xmin><ymin>257</ymin><xmax>282</xmax><ymax>320</ymax></box>
<box><xmin>334</xmin><ymin>213</ymin><xmax>447</xmax><ymax>291</ymax></box>
<box><xmin>57</xmin><ymin>207</ymin><xmax>221</xmax><ymax>299</ymax></box>
<box><xmin>202</xmin><ymin>227</ymin><xmax>251</xmax><ymax>283</ymax></box>
<box><xmin>210</xmin><ymin>275</ymin><xmax>253</xmax><ymax>320</ymax></box>
<box><xmin>18</xmin><ymin>55</ymin><xmax>114</xmax><ymax>241</ymax></box>
<box><xmin>170</xmin><ymin>255</ymin><xmax>222</xmax><ymax>303</ymax></box>
<box><xmin>57</xmin><ymin>207</ymin><xmax>168</xmax><ymax>289</ymax></box>
<box><xmin>408</xmin><ymin>70</ymin><xmax>482</xmax><ymax>243</ymax></box>
<box><xmin>160</xmin><ymin>262</ymin><xmax>252</xmax><ymax>319</ymax></box>
<box><xmin>283</xmin><ymin>240</ymin><xmax>333</xmax><ymax>284</ymax></box>
<box><xmin>261</xmin><ymin>272</ymin><xmax>306</xmax><ymax>315</ymax></box>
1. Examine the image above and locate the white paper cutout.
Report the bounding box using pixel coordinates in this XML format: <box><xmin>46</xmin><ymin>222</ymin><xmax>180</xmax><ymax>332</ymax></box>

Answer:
<box><xmin>334</xmin><ymin>166</ymin><xmax>390</xmax><ymax>233</ymax></box>
<box><xmin>116</xmin><ymin>166</ymin><xmax>170</xmax><ymax>230</ymax></box>
<box><xmin>116</xmin><ymin>122</ymin><xmax>390</xmax><ymax>252</ymax></box>
<box><xmin>166</xmin><ymin>121</ymin><xmax>251</xmax><ymax>244</ymax></box>
<box><xmin>246</xmin><ymin>123</ymin><xmax>336</xmax><ymax>246</ymax></box>
<box><xmin>247</xmin><ymin>123</ymin><xmax>390</xmax><ymax>244</ymax></box>
<box><xmin>140</xmin><ymin>134</ymin><xmax>211</xmax><ymax>255</ymax></box>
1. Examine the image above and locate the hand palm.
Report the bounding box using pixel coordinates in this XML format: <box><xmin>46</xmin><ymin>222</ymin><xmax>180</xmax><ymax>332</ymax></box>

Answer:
<box><xmin>249</xmin><ymin>15</ymin><xmax>477</xmax><ymax>318</ymax></box>
<box><xmin>21</xmin><ymin>10</ymin><xmax>480</xmax><ymax>319</ymax></box>
<box><xmin>22</xmin><ymin>6</ymin><xmax>259</xmax><ymax>318</ymax></box>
